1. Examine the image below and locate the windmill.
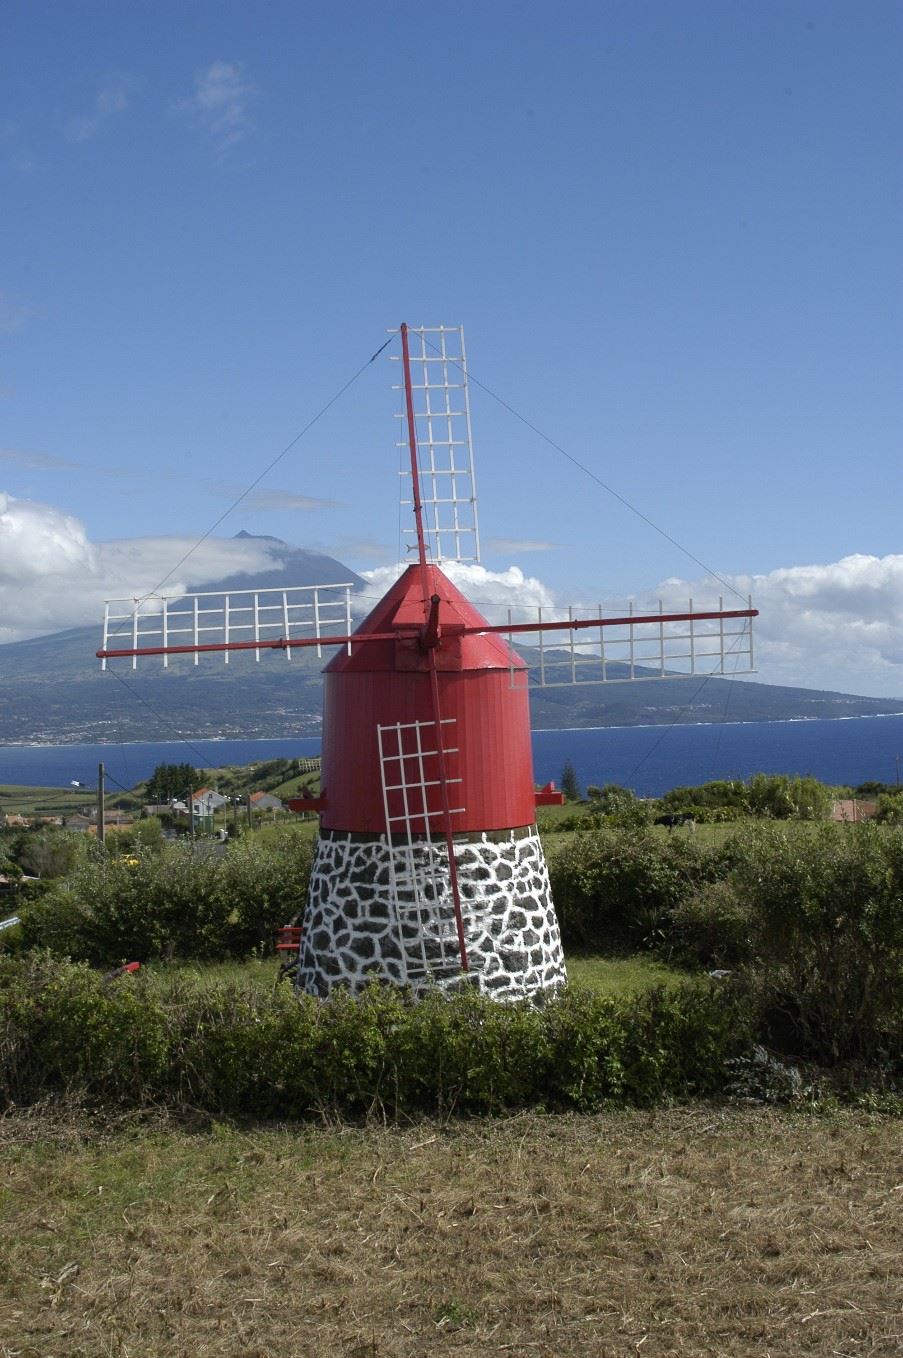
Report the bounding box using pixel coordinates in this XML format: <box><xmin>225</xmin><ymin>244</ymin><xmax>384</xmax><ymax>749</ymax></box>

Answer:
<box><xmin>98</xmin><ymin>324</ymin><xmax>757</xmax><ymax>1001</ymax></box>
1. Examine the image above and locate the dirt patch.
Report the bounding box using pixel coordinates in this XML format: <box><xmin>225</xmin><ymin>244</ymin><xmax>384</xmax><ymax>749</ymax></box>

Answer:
<box><xmin>0</xmin><ymin>1107</ymin><xmax>900</xmax><ymax>1356</ymax></box>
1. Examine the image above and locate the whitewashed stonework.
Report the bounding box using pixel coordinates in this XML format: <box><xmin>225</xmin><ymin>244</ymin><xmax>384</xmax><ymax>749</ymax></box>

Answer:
<box><xmin>296</xmin><ymin>826</ymin><xmax>566</xmax><ymax>1002</ymax></box>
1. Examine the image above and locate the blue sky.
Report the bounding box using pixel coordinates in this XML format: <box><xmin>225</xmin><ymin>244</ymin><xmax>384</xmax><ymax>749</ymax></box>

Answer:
<box><xmin>2</xmin><ymin>1</ymin><xmax>901</xmax><ymax>695</ymax></box>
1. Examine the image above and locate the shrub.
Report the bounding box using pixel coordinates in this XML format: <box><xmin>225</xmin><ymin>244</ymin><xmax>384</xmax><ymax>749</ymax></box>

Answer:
<box><xmin>702</xmin><ymin>824</ymin><xmax>903</xmax><ymax>1065</ymax></box>
<box><xmin>7</xmin><ymin>827</ymin><xmax>84</xmax><ymax>879</ymax></box>
<box><xmin>19</xmin><ymin>829</ymin><xmax>314</xmax><ymax>965</ymax></box>
<box><xmin>0</xmin><ymin>951</ymin><xmax>170</xmax><ymax>1107</ymax></box>
<box><xmin>549</xmin><ymin>829</ymin><xmax>715</xmax><ymax>953</ymax></box>
<box><xmin>585</xmin><ymin>785</ymin><xmax>650</xmax><ymax>829</ymax></box>
<box><xmin>671</xmin><ymin>879</ymin><xmax>756</xmax><ymax>969</ymax></box>
<box><xmin>0</xmin><ymin>953</ymin><xmax>757</xmax><ymax>1117</ymax></box>
<box><xmin>660</xmin><ymin>774</ymin><xmax>835</xmax><ymax>821</ymax></box>
<box><xmin>875</xmin><ymin>793</ymin><xmax>903</xmax><ymax>825</ymax></box>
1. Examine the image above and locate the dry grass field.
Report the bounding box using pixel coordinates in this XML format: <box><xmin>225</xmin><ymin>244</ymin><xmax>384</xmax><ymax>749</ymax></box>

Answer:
<box><xmin>1</xmin><ymin>1107</ymin><xmax>900</xmax><ymax>1357</ymax></box>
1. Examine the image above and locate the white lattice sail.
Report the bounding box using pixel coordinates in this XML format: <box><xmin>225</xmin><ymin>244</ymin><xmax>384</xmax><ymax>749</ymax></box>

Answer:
<box><xmin>391</xmin><ymin>325</ymin><xmax>481</xmax><ymax>564</ymax></box>
<box><xmin>502</xmin><ymin>597</ymin><xmax>756</xmax><ymax>687</ymax></box>
<box><xmin>99</xmin><ymin>583</ymin><xmax>354</xmax><ymax>669</ymax></box>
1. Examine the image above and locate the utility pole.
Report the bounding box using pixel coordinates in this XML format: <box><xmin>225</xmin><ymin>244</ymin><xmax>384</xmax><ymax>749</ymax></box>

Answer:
<box><xmin>97</xmin><ymin>761</ymin><xmax>106</xmax><ymax>849</ymax></box>
<box><xmin>188</xmin><ymin>783</ymin><xmax>196</xmax><ymax>844</ymax></box>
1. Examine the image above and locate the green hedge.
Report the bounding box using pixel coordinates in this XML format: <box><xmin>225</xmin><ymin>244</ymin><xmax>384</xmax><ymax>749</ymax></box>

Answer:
<box><xmin>548</xmin><ymin>823</ymin><xmax>903</xmax><ymax>1068</ymax></box>
<box><xmin>0</xmin><ymin>953</ymin><xmax>755</xmax><ymax>1118</ymax></box>
<box><xmin>548</xmin><ymin>828</ymin><xmax>717</xmax><ymax>952</ymax></box>
<box><xmin>681</xmin><ymin>823</ymin><xmax>903</xmax><ymax>1066</ymax></box>
<box><xmin>17</xmin><ymin>830</ymin><xmax>314</xmax><ymax>964</ymax></box>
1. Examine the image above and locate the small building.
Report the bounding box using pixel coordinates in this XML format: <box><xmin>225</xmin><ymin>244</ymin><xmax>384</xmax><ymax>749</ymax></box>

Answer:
<box><xmin>249</xmin><ymin>791</ymin><xmax>284</xmax><ymax>813</ymax></box>
<box><xmin>65</xmin><ymin>814</ymin><xmax>95</xmax><ymax>834</ymax></box>
<box><xmin>191</xmin><ymin>788</ymin><xmax>228</xmax><ymax>816</ymax></box>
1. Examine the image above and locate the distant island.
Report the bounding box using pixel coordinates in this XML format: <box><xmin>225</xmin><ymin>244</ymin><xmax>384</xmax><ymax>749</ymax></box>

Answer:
<box><xmin>1</xmin><ymin>536</ymin><xmax>900</xmax><ymax>744</ymax></box>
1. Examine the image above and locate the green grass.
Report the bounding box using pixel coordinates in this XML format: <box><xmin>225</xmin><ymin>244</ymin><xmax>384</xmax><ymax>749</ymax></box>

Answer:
<box><xmin>565</xmin><ymin>954</ymin><xmax>693</xmax><ymax>993</ymax></box>
<box><xmin>0</xmin><ymin>784</ymin><xmax>101</xmax><ymax>817</ymax></box>
<box><xmin>149</xmin><ymin>957</ymin><xmax>285</xmax><ymax>991</ymax></box>
<box><xmin>141</xmin><ymin>952</ymin><xmax>690</xmax><ymax>999</ymax></box>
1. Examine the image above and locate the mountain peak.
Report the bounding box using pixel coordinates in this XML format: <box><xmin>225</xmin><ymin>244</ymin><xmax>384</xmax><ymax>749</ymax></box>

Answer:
<box><xmin>233</xmin><ymin>530</ymin><xmax>286</xmax><ymax>546</ymax></box>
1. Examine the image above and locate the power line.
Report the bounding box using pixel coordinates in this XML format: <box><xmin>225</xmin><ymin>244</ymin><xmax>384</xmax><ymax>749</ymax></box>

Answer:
<box><xmin>104</xmin><ymin>668</ymin><xmax>223</xmax><ymax>769</ymax></box>
<box><xmin>140</xmin><ymin>333</ymin><xmax>397</xmax><ymax>603</ymax></box>
<box><xmin>81</xmin><ymin>324</ymin><xmax>404</xmax><ymax>785</ymax></box>
<box><xmin>419</xmin><ymin>333</ymin><xmax>748</xmax><ymax>605</ymax></box>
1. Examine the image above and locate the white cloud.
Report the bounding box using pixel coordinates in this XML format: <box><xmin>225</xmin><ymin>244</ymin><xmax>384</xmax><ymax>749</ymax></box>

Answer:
<box><xmin>636</xmin><ymin>554</ymin><xmax>903</xmax><ymax>698</ymax></box>
<box><xmin>0</xmin><ymin>493</ymin><xmax>285</xmax><ymax>644</ymax></box>
<box><xmin>241</xmin><ymin>489</ymin><xmax>336</xmax><ymax>512</ymax></box>
<box><xmin>360</xmin><ymin>561</ymin><xmax>562</xmax><ymax>625</ymax></box>
<box><xmin>0</xmin><ymin>447</ymin><xmax>76</xmax><ymax>470</ymax></box>
<box><xmin>3</xmin><ymin>494</ymin><xmax>902</xmax><ymax>698</ymax></box>
<box><xmin>175</xmin><ymin>62</ymin><xmax>253</xmax><ymax>155</ymax></box>
<box><xmin>65</xmin><ymin>76</ymin><xmax>135</xmax><ymax>142</ymax></box>
<box><xmin>0</xmin><ymin>294</ymin><xmax>34</xmax><ymax>335</ymax></box>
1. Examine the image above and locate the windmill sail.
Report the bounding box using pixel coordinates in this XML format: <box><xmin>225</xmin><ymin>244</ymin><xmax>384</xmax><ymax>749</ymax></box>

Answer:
<box><xmin>501</xmin><ymin>597</ymin><xmax>756</xmax><ymax>687</ymax></box>
<box><xmin>391</xmin><ymin>325</ymin><xmax>480</xmax><ymax>565</ymax></box>
<box><xmin>99</xmin><ymin>582</ymin><xmax>354</xmax><ymax>669</ymax></box>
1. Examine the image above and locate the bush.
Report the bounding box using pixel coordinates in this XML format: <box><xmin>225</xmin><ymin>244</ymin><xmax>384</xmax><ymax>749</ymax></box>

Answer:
<box><xmin>585</xmin><ymin>785</ymin><xmax>650</xmax><ymax>829</ymax></box>
<box><xmin>682</xmin><ymin>824</ymin><xmax>903</xmax><ymax>1065</ymax></box>
<box><xmin>875</xmin><ymin>793</ymin><xmax>903</xmax><ymax>825</ymax></box>
<box><xmin>6</xmin><ymin>827</ymin><xmax>84</xmax><ymax>879</ymax></box>
<box><xmin>660</xmin><ymin>774</ymin><xmax>834</xmax><ymax>821</ymax></box>
<box><xmin>0</xmin><ymin>951</ymin><xmax>170</xmax><ymax>1106</ymax></box>
<box><xmin>0</xmin><ymin>953</ymin><xmax>757</xmax><ymax>1117</ymax></box>
<box><xmin>549</xmin><ymin>829</ymin><xmax>715</xmax><ymax>953</ymax></box>
<box><xmin>671</xmin><ymin>879</ymin><xmax>756</xmax><ymax>969</ymax></box>
<box><xmin>19</xmin><ymin>829</ymin><xmax>314</xmax><ymax>965</ymax></box>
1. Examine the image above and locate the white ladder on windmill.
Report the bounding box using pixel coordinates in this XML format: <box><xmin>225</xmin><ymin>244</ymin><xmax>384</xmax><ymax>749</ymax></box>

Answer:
<box><xmin>377</xmin><ymin>716</ymin><xmax>467</xmax><ymax>983</ymax></box>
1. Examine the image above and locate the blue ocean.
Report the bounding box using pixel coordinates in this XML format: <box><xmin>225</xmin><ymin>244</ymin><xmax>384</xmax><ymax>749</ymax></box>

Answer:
<box><xmin>2</xmin><ymin>714</ymin><xmax>903</xmax><ymax>796</ymax></box>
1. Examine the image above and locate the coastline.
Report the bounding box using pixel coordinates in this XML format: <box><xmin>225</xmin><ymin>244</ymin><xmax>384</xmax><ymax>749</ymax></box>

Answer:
<box><xmin>5</xmin><ymin>716</ymin><xmax>903</xmax><ymax>797</ymax></box>
<box><xmin>7</xmin><ymin>708</ymin><xmax>903</xmax><ymax>751</ymax></box>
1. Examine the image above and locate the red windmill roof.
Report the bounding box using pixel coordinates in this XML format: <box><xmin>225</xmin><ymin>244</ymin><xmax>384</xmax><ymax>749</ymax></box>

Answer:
<box><xmin>325</xmin><ymin>563</ymin><xmax>525</xmax><ymax>674</ymax></box>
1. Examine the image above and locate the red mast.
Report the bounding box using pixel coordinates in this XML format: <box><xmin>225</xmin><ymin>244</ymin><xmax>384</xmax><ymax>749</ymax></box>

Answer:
<box><xmin>399</xmin><ymin>322</ymin><xmax>469</xmax><ymax>971</ymax></box>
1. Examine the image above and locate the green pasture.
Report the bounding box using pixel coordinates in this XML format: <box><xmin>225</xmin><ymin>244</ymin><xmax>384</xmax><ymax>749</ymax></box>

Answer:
<box><xmin>0</xmin><ymin>784</ymin><xmax>96</xmax><ymax>817</ymax></box>
<box><xmin>136</xmin><ymin>951</ymin><xmax>691</xmax><ymax>1000</ymax></box>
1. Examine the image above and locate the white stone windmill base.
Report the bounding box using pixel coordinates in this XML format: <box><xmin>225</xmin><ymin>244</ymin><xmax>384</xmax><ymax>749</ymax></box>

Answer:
<box><xmin>297</xmin><ymin>826</ymin><xmax>566</xmax><ymax>1001</ymax></box>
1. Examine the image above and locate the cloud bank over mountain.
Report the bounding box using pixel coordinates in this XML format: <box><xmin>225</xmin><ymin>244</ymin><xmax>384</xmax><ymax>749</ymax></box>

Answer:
<box><xmin>1</xmin><ymin>492</ymin><xmax>902</xmax><ymax>699</ymax></box>
<box><xmin>0</xmin><ymin>493</ymin><xmax>282</xmax><ymax>644</ymax></box>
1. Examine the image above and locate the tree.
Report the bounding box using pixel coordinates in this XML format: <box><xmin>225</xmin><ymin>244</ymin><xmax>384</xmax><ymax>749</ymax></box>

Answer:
<box><xmin>586</xmin><ymin>783</ymin><xmax>648</xmax><ymax>828</ymax></box>
<box><xmin>145</xmin><ymin>762</ymin><xmax>201</xmax><ymax>803</ymax></box>
<box><xmin>10</xmin><ymin>827</ymin><xmax>81</xmax><ymax>880</ymax></box>
<box><xmin>560</xmin><ymin>760</ymin><xmax>580</xmax><ymax>802</ymax></box>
